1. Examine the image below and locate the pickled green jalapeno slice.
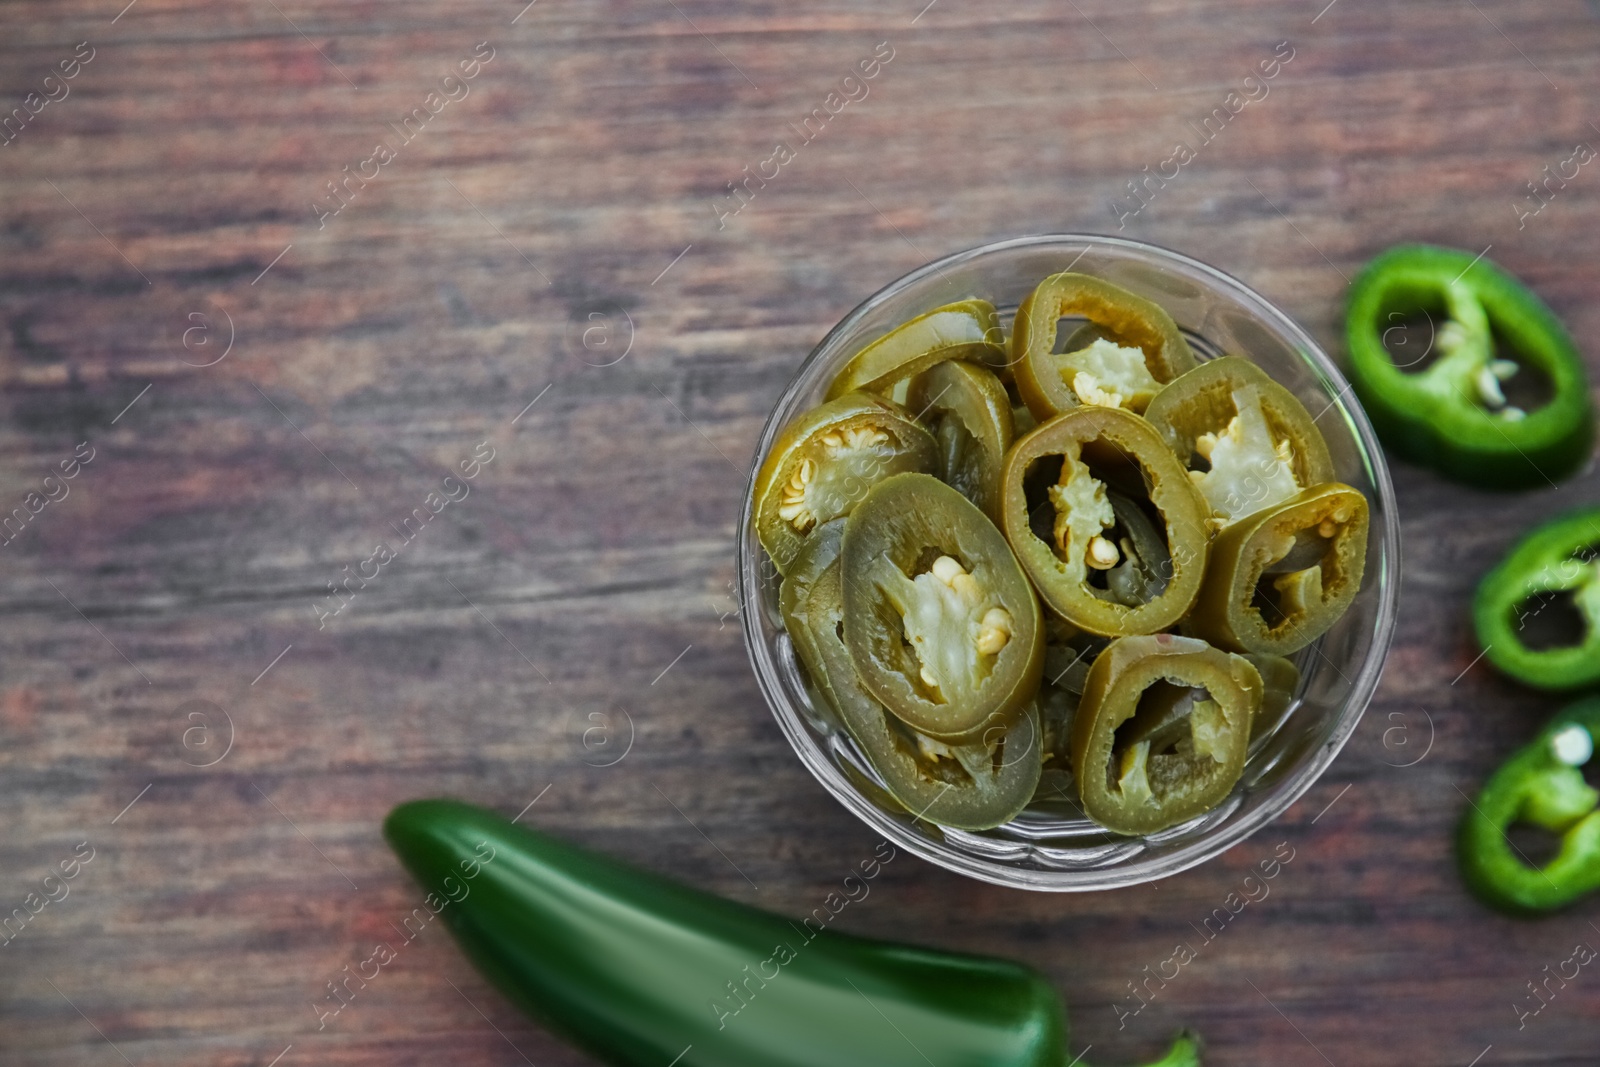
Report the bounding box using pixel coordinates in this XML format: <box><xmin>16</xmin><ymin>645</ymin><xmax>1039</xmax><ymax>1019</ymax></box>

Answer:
<box><xmin>1000</xmin><ymin>406</ymin><xmax>1209</xmax><ymax>637</ymax></box>
<box><xmin>906</xmin><ymin>360</ymin><xmax>1014</xmax><ymax>520</ymax></box>
<box><xmin>841</xmin><ymin>473</ymin><xmax>1044</xmax><ymax>742</ymax></box>
<box><xmin>1244</xmin><ymin>653</ymin><xmax>1301</xmax><ymax>735</ymax></box>
<box><xmin>1144</xmin><ymin>356</ymin><xmax>1336</xmax><ymax>531</ymax></box>
<box><xmin>789</xmin><ymin>553</ymin><xmax>1042</xmax><ymax>830</ymax></box>
<box><xmin>1011</xmin><ymin>273</ymin><xmax>1196</xmax><ymax>421</ymax></box>
<box><xmin>778</xmin><ymin>518</ymin><xmax>848</xmax><ymax>724</ymax></box>
<box><xmin>826</xmin><ymin>299</ymin><xmax>1006</xmax><ymax>401</ymax></box>
<box><xmin>754</xmin><ymin>392</ymin><xmax>938</xmax><ymax>576</ymax></box>
<box><xmin>1069</xmin><ymin>634</ymin><xmax>1260</xmax><ymax>835</ymax></box>
<box><xmin>1185</xmin><ymin>483</ymin><xmax>1370</xmax><ymax>655</ymax></box>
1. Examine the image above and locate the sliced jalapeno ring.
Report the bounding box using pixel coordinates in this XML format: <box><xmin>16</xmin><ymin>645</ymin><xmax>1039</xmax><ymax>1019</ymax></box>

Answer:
<box><xmin>754</xmin><ymin>392</ymin><xmax>938</xmax><ymax>576</ymax></box>
<box><xmin>1345</xmin><ymin>243</ymin><xmax>1594</xmax><ymax>488</ymax></box>
<box><xmin>1473</xmin><ymin>507</ymin><xmax>1600</xmax><ymax>691</ymax></box>
<box><xmin>1011</xmin><ymin>273</ymin><xmax>1196</xmax><ymax>421</ymax></box>
<box><xmin>1144</xmin><ymin>356</ymin><xmax>1336</xmax><ymax>531</ymax></box>
<box><xmin>1186</xmin><ymin>483</ymin><xmax>1370</xmax><ymax>655</ymax></box>
<box><xmin>906</xmin><ymin>360</ymin><xmax>1014</xmax><ymax>520</ymax></box>
<box><xmin>779</xmin><ymin>518</ymin><xmax>849</xmax><ymax>725</ymax></box>
<box><xmin>792</xmin><ymin>550</ymin><xmax>1041</xmax><ymax>830</ymax></box>
<box><xmin>1458</xmin><ymin>700</ymin><xmax>1600</xmax><ymax>913</ymax></box>
<box><xmin>1000</xmin><ymin>406</ymin><xmax>1209</xmax><ymax>637</ymax></box>
<box><xmin>826</xmin><ymin>299</ymin><xmax>1006</xmax><ymax>401</ymax></box>
<box><xmin>841</xmin><ymin>473</ymin><xmax>1044</xmax><ymax>743</ymax></box>
<box><xmin>1243</xmin><ymin>653</ymin><xmax>1301</xmax><ymax>735</ymax></box>
<box><xmin>1070</xmin><ymin>634</ymin><xmax>1260</xmax><ymax>835</ymax></box>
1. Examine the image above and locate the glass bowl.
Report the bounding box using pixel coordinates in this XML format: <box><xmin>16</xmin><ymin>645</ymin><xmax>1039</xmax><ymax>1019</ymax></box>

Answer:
<box><xmin>738</xmin><ymin>234</ymin><xmax>1400</xmax><ymax>891</ymax></box>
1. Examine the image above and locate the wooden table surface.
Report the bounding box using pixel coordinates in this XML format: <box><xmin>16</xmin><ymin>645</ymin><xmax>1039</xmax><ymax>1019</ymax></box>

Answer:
<box><xmin>3</xmin><ymin>1</ymin><xmax>1600</xmax><ymax>1064</ymax></box>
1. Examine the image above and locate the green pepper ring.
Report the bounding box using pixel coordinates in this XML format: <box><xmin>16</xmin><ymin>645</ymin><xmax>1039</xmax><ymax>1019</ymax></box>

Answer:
<box><xmin>1011</xmin><ymin>273</ymin><xmax>1197</xmax><ymax>422</ymax></box>
<box><xmin>781</xmin><ymin>520</ymin><xmax>1044</xmax><ymax>831</ymax></box>
<box><xmin>1345</xmin><ymin>244</ymin><xmax>1594</xmax><ymax>489</ymax></box>
<box><xmin>1069</xmin><ymin>634</ymin><xmax>1260</xmax><ymax>836</ymax></box>
<box><xmin>1183</xmin><ymin>483</ymin><xmax>1370</xmax><ymax>657</ymax></box>
<box><xmin>752</xmin><ymin>392</ymin><xmax>939</xmax><ymax>577</ymax></box>
<box><xmin>841</xmin><ymin>472</ymin><xmax>1045</xmax><ymax>743</ymax></box>
<box><xmin>999</xmin><ymin>406</ymin><xmax>1210</xmax><ymax>638</ymax></box>
<box><xmin>1458</xmin><ymin>698</ymin><xmax>1600</xmax><ymax>914</ymax></box>
<box><xmin>825</xmin><ymin>299</ymin><xmax>1007</xmax><ymax>401</ymax></box>
<box><xmin>1473</xmin><ymin>506</ymin><xmax>1600</xmax><ymax>691</ymax></box>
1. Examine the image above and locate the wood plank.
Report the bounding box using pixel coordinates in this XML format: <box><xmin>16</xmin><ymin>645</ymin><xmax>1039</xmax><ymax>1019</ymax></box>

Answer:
<box><xmin>2</xmin><ymin>0</ymin><xmax>1599</xmax><ymax>1063</ymax></box>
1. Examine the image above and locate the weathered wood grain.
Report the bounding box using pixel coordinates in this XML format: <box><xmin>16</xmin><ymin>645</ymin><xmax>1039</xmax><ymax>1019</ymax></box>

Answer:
<box><xmin>2</xmin><ymin>0</ymin><xmax>1600</xmax><ymax>1064</ymax></box>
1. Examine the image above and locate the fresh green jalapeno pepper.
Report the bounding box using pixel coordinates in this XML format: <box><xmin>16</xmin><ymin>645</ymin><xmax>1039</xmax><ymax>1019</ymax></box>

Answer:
<box><xmin>754</xmin><ymin>392</ymin><xmax>939</xmax><ymax>576</ymax></box>
<box><xmin>826</xmin><ymin>299</ymin><xmax>1006</xmax><ymax>401</ymax></box>
<box><xmin>906</xmin><ymin>360</ymin><xmax>1015</xmax><ymax>520</ymax></box>
<box><xmin>782</xmin><ymin>525</ymin><xmax>1042</xmax><ymax>830</ymax></box>
<box><xmin>1458</xmin><ymin>699</ymin><xmax>1600</xmax><ymax>914</ymax></box>
<box><xmin>841</xmin><ymin>473</ymin><xmax>1044</xmax><ymax>742</ymax></box>
<box><xmin>386</xmin><ymin>800</ymin><xmax>1204</xmax><ymax>1067</ymax></box>
<box><xmin>1000</xmin><ymin>407</ymin><xmax>1210</xmax><ymax>637</ymax></box>
<box><xmin>1143</xmin><ymin>357</ymin><xmax>1336</xmax><ymax>532</ymax></box>
<box><xmin>1069</xmin><ymin>634</ymin><xmax>1260</xmax><ymax>835</ymax></box>
<box><xmin>1345</xmin><ymin>244</ymin><xmax>1594</xmax><ymax>488</ymax></box>
<box><xmin>1474</xmin><ymin>507</ymin><xmax>1600</xmax><ymax>690</ymax></box>
<box><xmin>1011</xmin><ymin>273</ymin><xmax>1196</xmax><ymax>421</ymax></box>
<box><xmin>1185</xmin><ymin>483</ymin><xmax>1369</xmax><ymax>656</ymax></box>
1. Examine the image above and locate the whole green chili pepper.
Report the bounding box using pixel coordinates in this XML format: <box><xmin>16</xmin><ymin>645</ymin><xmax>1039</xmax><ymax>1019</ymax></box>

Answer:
<box><xmin>385</xmin><ymin>799</ymin><xmax>1201</xmax><ymax>1067</ymax></box>
<box><xmin>1474</xmin><ymin>507</ymin><xmax>1600</xmax><ymax>691</ymax></box>
<box><xmin>1344</xmin><ymin>244</ymin><xmax>1593</xmax><ymax>488</ymax></box>
<box><xmin>1458</xmin><ymin>699</ymin><xmax>1600</xmax><ymax>914</ymax></box>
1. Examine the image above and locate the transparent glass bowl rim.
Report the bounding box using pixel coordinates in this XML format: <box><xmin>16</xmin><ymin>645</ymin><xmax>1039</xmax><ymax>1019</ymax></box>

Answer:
<box><xmin>738</xmin><ymin>233</ymin><xmax>1401</xmax><ymax>891</ymax></box>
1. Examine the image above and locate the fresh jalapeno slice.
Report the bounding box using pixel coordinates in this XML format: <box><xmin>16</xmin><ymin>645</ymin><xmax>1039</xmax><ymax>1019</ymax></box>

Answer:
<box><xmin>1069</xmin><ymin>634</ymin><xmax>1260</xmax><ymax>835</ymax></box>
<box><xmin>788</xmin><ymin>552</ymin><xmax>1042</xmax><ymax>831</ymax></box>
<box><xmin>1011</xmin><ymin>273</ymin><xmax>1196</xmax><ymax>421</ymax></box>
<box><xmin>906</xmin><ymin>360</ymin><xmax>1014</xmax><ymax>520</ymax></box>
<box><xmin>1000</xmin><ymin>406</ymin><xmax>1209</xmax><ymax>637</ymax></box>
<box><xmin>841</xmin><ymin>473</ymin><xmax>1044</xmax><ymax>742</ymax></box>
<box><xmin>1186</xmin><ymin>483</ymin><xmax>1369</xmax><ymax>655</ymax></box>
<box><xmin>1345</xmin><ymin>244</ymin><xmax>1594</xmax><ymax>488</ymax></box>
<box><xmin>825</xmin><ymin>299</ymin><xmax>1006</xmax><ymax>401</ymax></box>
<box><xmin>1458</xmin><ymin>700</ymin><xmax>1600</xmax><ymax>914</ymax></box>
<box><xmin>1474</xmin><ymin>507</ymin><xmax>1600</xmax><ymax>691</ymax></box>
<box><xmin>754</xmin><ymin>392</ymin><xmax>938</xmax><ymax>576</ymax></box>
<box><xmin>1144</xmin><ymin>356</ymin><xmax>1336</xmax><ymax>531</ymax></box>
